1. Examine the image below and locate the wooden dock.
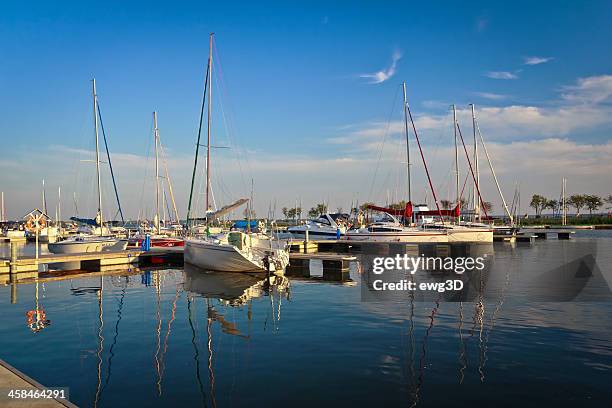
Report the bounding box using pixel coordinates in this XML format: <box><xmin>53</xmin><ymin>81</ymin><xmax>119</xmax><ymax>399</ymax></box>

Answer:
<box><xmin>0</xmin><ymin>242</ymin><xmax>358</xmax><ymax>283</ymax></box>
<box><xmin>0</xmin><ymin>359</ymin><xmax>76</xmax><ymax>407</ymax></box>
<box><xmin>0</xmin><ymin>247</ymin><xmax>183</xmax><ymax>276</ymax></box>
<box><xmin>0</xmin><ymin>236</ymin><xmax>27</xmax><ymax>243</ymax></box>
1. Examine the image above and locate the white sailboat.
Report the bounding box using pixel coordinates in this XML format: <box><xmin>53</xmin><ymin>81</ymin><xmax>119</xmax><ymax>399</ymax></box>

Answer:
<box><xmin>128</xmin><ymin>111</ymin><xmax>184</xmax><ymax>248</ymax></box>
<box><xmin>184</xmin><ymin>33</ymin><xmax>289</xmax><ymax>273</ymax></box>
<box><xmin>49</xmin><ymin>79</ymin><xmax>127</xmax><ymax>254</ymax></box>
<box><xmin>345</xmin><ymin>83</ymin><xmax>492</xmax><ymax>243</ymax></box>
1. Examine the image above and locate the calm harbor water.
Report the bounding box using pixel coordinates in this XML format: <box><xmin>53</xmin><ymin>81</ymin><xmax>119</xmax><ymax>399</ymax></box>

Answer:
<box><xmin>1</xmin><ymin>231</ymin><xmax>612</xmax><ymax>407</ymax></box>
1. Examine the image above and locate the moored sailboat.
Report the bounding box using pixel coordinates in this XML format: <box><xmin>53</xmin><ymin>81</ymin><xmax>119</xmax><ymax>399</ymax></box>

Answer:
<box><xmin>49</xmin><ymin>79</ymin><xmax>126</xmax><ymax>254</ymax></box>
<box><xmin>183</xmin><ymin>33</ymin><xmax>289</xmax><ymax>273</ymax></box>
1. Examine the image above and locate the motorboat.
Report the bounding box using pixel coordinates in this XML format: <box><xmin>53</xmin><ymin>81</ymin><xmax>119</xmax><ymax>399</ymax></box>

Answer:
<box><xmin>48</xmin><ymin>235</ymin><xmax>128</xmax><ymax>254</ymax></box>
<box><xmin>287</xmin><ymin>213</ymin><xmax>349</xmax><ymax>239</ymax></box>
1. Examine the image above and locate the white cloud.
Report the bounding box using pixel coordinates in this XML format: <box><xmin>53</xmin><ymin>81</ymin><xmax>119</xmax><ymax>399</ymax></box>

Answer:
<box><xmin>561</xmin><ymin>75</ymin><xmax>612</xmax><ymax>104</ymax></box>
<box><xmin>473</xmin><ymin>92</ymin><xmax>509</xmax><ymax>100</ymax></box>
<box><xmin>359</xmin><ymin>51</ymin><xmax>402</xmax><ymax>84</ymax></box>
<box><xmin>331</xmin><ymin>75</ymin><xmax>612</xmax><ymax>149</ymax></box>
<box><xmin>485</xmin><ymin>71</ymin><xmax>518</xmax><ymax>80</ymax></box>
<box><xmin>523</xmin><ymin>56</ymin><xmax>554</xmax><ymax>65</ymax></box>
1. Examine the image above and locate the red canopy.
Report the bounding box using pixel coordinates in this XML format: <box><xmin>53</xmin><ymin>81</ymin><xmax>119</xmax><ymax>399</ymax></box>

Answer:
<box><xmin>366</xmin><ymin>202</ymin><xmax>460</xmax><ymax>218</ymax></box>
<box><xmin>366</xmin><ymin>202</ymin><xmax>413</xmax><ymax>218</ymax></box>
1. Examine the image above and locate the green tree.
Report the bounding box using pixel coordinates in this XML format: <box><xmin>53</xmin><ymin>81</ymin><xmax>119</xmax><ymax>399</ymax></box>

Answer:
<box><xmin>281</xmin><ymin>207</ymin><xmax>289</xmax><ymax>220</ymax></box>
<box><xmin>568</xmin><ymin>194</ymin><xmax>586</xmax><ymax>216</ymax></box>
<box><xmin>584</xmin><ymin>194</ymin><xmax>602</xmax><ymax>215</ymax></box>
<box><xmin>308</xmin><ymin>203</ymin><xmax>328</xmax><ymax>218</ymax></box>
<box><xmin>529</xmin><ymin>194</ymin><xmax>547</xmax><ymax>216</ymax></box>
<box><xmin>359</xmin><ymin>202</ymin><xmax>375</xmax><ymax>212</ymax></box>
<box><xmin>482</xmin><ymin>201</ymin><xmax>493</xmax><ymax>213</ymax></box>
<box><xmin>440</xmin><ymin>200</ymin><xmax>452</xmax><ymax>210</ymax></box>
<box><xmin>295</xmin><ymin>206</ymin><xmax>302</xmax><ymax>221</ymax></box>
<box><xmin>389</xmin><ymin>200</ymin><xmax>407</xmax><ymax>210</ymax></box>
<box><xmin>545</xmin><ymin>199</ymin><xmax>559</xmax><ymax>215</ymax></box>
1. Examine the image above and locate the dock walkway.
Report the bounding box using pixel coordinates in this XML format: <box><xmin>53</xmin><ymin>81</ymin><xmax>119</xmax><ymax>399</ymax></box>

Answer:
<box><xmin>0</xmin><ymin>359</ymin><xmax>76</xmax><ymax>407</ymax></box>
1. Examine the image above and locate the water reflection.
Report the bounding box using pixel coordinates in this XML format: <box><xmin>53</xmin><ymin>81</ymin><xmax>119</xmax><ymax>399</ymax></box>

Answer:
<box><xmin>0</xmin><ymin>236</ymin><xmax>611</xmax><ymax>407</ymax></box>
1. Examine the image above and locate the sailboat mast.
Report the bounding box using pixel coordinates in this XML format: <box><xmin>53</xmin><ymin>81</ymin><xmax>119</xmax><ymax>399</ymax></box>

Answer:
<box><xmin>402</xmin><ymin>82</ymin><xmax>412</xmax><ymax>204</ymax></box>
<box><xmin>154</xmin><ymin>111</ymin><xmax>161</xmax><ymax>233</ymax></box>
<box><xmin>93</xmin><ymin>79</ymin><xmax>103</xmax><ymax>236</ymax></box>
<box><xmin>473</xmin><ymin>109</ymin><xmax>513</xmax><ymax>224</ymax></box>
<box><xmin>561</xmin><ymin>177</ymin><xmax>567</xmax><ymax>226</ymax></box>
<box><xmin>470</xmin><ymin>104</ymin><xmax>480</xmax><ymax>221</ymax></box>
<box><xmin>1</xmin><ymin>191</ymin><xmax>4</xmax><ymax>222</ymax></box>
<box><xmin>58</xmin><ymin>186</ymin><xmax>61</xmax><ymax>232</ymax></box>
<box><xmin>452</xmin><ymin>104</ymin><xmax>460</xmax><ymax>223</ymax></box>
<box><xmin>42</xmin><ymin>179</ymin><xmax>47</xmax><ymax>215</ymax></box>
<box><xmin>205</xmin><ymin>33</ymin><xmax>214</xmax><ymax>218</ymax></box>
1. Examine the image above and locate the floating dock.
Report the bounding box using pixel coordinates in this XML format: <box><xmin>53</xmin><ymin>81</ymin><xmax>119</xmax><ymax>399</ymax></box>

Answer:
<box><xmin>0</xmin><ymin>243</ymin><xmax>357</xmax><ymax>283</ymax></box>
<box><xmin>0</xmin><ymin>248</ymin><xmax>183</xmax><ymax>275</ymax></box>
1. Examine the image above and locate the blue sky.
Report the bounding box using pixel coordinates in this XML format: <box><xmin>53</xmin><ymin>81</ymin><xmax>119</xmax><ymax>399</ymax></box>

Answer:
<box><xmin>1</xmin><ymin>1</ymin><xmax>612</xmax><ymax>219</ymax></box>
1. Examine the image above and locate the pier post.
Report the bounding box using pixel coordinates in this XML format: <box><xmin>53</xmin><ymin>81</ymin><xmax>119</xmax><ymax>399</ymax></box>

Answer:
<box><xmin>304</xmin><ymin>229</ymin><xmax>309</xmax><ymax>253</ymax></box>
<box><xmin>9</xmin><ymin>241</ymin><xmax>18</xmax><ymax>303</ymax></box>
<box><xmin>9</xmin><ymin>241</ymin><xmax>18</xmax><ymax>275</ymax></box>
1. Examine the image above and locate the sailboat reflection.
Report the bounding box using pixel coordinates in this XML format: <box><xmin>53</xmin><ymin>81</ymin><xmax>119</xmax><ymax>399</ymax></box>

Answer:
<box><xmin>183</xmin><ymin>264</ymin><xmax>290</xmax><ymax>407</ymax></box>
<box><xmin>183</xmin><ymin>263</ymin><xmax>289</xmax><ymax>307</ymax></box>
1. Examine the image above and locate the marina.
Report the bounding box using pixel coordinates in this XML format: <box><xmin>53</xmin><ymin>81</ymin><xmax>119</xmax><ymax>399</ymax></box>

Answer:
<box><xmin>0</xmin><ymin>231</ymin><xmax>611</xmax><ymax>407</ymax></box>
<box><xmin>2</xmin><ymin>2</ymin><xmax>612</xmax><ymax>407</ymax></box>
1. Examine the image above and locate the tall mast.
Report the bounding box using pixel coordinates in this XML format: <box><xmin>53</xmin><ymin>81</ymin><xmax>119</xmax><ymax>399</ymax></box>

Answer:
<box><xmin>154</xmin><ymin>111</ymin><xmax>161</xmax><ymax>233</ymax></box>
<box><xmin>470</xmin><ymin>104</ymin><xmax>480</xmax><ymax>221</ymax></box>
<box><xmin>402</xmin><ymin>82</ymin><xmax>412</xmax><ymax>204</ymax></box>
<box><xmin>1</xmin><ymin>191</ymin><xmax>4</xmax><ymax>222</ymax></box>
<box><xmin>42</xmin><ymin>179</ymin><xmax>47</xmax><ymax>215</ymax></box>
<box><xmin>562</xmin><ymin>177</ymin><xmax>567</xmax><ymax>226</ymax></box>
<box><xmin>58</xmin><ymin>186</ymin><xmax>61</xmax><ymax>232</ymax></box>
<box><xmin>205</xmin><ymin>33</ymin><xmax>214</xmax><ymax>219</ymax></box>
<box><xmin>452</xmin><ymin>104</ymin><xmax>460</xmax><ymax>223</ymax></box>
<box><xmin>93</xmin><ymin>78</ymin><xmax>103</xmax><ymax>235</ymax></box>
<box><xmin>473</xmin><ymin>109</ymin><xmax>513</xmax><ymax>224</ymax></box>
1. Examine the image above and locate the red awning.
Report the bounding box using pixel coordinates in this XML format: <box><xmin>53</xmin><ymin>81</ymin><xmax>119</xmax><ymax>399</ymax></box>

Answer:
<box><xmin>366</xmin><ymin>202</ymin><xmax>413</xmax><ymax>218</ymax></box>
<box><xmin>366</xmin><ymin>202</ymin><xmax>460</xmax><ymax>218</ymax></box>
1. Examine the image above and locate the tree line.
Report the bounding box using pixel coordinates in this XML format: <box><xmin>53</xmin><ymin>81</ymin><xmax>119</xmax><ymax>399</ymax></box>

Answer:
<box><xmin>530</xmin><ymin>194</ymin><xmax>612</xmax><ymax>217</ymax></box>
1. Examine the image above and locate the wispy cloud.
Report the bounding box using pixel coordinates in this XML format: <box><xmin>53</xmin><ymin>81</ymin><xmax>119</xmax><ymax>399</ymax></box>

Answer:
<box><xmin>473</xmin><ymin>92</ymin><xmax>509</xmax><ymax>100</ymax></box>
<box><xmin>328</xmin><ymin>75</ymin><xmax>612</xmax><ymax>150</ymax></box>
<box><xmin>485</xmin><ymin>71</ymin><xmax>518</xmax><ymax>80</ymax></box>
<box><xmin>561</xmin><ymin>75</ymin><xmax>612</xmax><ymax>104</ymax></box>
<box><xmin>359</xmin><ymin>51</ymin><xmax>402</xmax><ymax>84</ymax></box>
<box><xmin>523</xmin><ymin>56</ymin><xmax>554</xmax><ymax>65</ymax></box>
<box><xmin>475</xmin><ymin>17</ymin><xmax>488</xmax><ymax>33</ymax></box>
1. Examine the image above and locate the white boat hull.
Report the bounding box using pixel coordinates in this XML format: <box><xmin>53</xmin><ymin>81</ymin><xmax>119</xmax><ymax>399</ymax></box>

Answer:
<box><xmin>344</xmin><ymin>230</ymin><xmax>448</xmax><ymax>243</ymax></box>
<box><xmin>446</xmin><ymin>228</ymin><xmax>493</xmax><ymax>243</ymax></box>
<box><xmin>344</xmin><ymin>227</ymin><xmax>493</xmax><ymax>243</ymax></box>
<box><xmin>48</xmin><ymin>238</ymin><xmax>128</xmax><ymax>254</ymax></box>
<box><xmin>185</xmin><ymin>237</ymin><xmax>288</xmax><ymax>273</ymax></box>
